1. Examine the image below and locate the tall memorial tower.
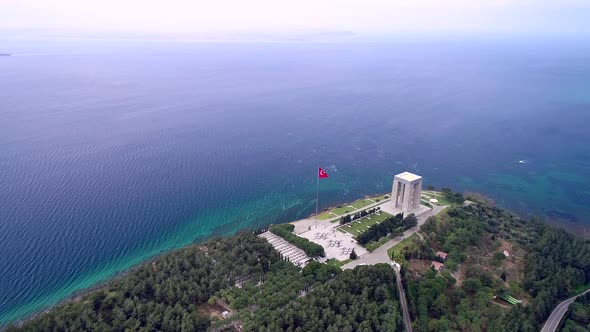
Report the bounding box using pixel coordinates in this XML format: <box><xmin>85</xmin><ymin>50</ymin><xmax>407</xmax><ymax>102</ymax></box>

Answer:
<box><xmin>391</xmin><ymin>172</ymin><xmax>422</xmax><ymax>213</ymax></box>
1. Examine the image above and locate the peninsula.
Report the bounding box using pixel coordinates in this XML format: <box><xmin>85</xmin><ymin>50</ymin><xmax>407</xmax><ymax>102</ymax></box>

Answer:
<box><xmin>5</xmin><ymin>172</ymin><xmax>590</xmax><ymax>331</ymax></box>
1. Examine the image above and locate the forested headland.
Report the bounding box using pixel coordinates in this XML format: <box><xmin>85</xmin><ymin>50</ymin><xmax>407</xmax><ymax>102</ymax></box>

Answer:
<box><xmin>5</xmin><ymin>234</ymin><xmax>401</xmax><ymax>331</ymax></box>
<box><xmin>5</xmin><ymin>195</ymin><xmax>590</xmax><ymax>331</ymax></box>
<box><xmin>6</xmin><ymin>234</ymin><xmax>278</xmax><ymax>331</ymax></box>
<box><xmin>399</xmin><ymin>202</ymin><xmax>590</xmax><ymax>331</ymax></box>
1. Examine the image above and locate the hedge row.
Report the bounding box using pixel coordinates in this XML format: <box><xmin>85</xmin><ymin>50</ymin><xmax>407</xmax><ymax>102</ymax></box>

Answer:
<box><xmin>270</xmin><ymin>224</ymin><xmax>325</xmax><ymax>257</ymax></box>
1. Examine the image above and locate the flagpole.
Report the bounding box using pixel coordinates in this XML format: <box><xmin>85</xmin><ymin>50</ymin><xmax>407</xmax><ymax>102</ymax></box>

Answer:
<box><xmin>315</xmin><ymin>166</ymin><xmax>319</xmax><ymax>229</ymax></box>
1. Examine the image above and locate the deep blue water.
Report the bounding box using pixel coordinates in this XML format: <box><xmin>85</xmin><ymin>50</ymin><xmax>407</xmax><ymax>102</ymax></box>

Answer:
<box><xmin>1</xmin><ymin>38</ymin><xmax>590</xmax><ymax>324</ymax></box>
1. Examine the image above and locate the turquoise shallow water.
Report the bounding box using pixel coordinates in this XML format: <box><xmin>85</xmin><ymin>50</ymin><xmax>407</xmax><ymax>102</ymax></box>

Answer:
<box><xmin>1</xmin><ymin>38</ymin><xmax>589</xmax><ymax>325</ymax></box>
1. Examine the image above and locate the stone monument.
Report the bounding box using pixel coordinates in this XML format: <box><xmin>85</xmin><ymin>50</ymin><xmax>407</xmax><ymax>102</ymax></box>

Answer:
<box><xmin>391</xmin><ymin>171</ymin><xmax>422</xmax><ymax>213</ymax></box>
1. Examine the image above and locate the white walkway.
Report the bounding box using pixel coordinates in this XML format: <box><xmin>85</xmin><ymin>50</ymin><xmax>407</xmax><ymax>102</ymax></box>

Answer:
<box><xmin>258</xmin><ymin>231</ymin><xmax>312</xmax><ymax>267</ymax></box>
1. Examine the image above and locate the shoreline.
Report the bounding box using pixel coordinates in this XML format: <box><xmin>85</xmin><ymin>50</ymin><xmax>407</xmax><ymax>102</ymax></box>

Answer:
<box><xmin>4</xmin><ymin>250</ymin><xmax>172</xmax><ymax>329</ymax></box>
<box><xmin>4</xmin><ymin>189</ymin><xmax>588</xmax><ymax>327</ymax></box>
<box><xmin>464</xmin><ymin>191</ymin><xmax>590</xmax><ymax>239</ymax></box>
<box><xmin>3</xmin><ymin>194</ymin><xmax>391</xmax><ymax>327</ymax></box>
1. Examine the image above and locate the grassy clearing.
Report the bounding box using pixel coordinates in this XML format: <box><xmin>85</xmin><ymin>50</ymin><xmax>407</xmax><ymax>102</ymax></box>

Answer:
<box><xmin>322</xmin><ymin>194</ymin><xmax>390</xmax><ymax>219</ymax></box>
<box><xmin>387</xmin><ymin>233</ymin><xmax>418</xmax><ymax>259</ymax></box>
<box><xmin>351</xmin><ymin>199</ymin><xmax>374</xmax><ymax>209</ymax></box>
<box><xmin>326</xmin><ymin>258</ymin><xmax>344</xmax><ymax>268</ymax></box>
<box><xmin>338</xmin><ymin>211</ymin><xmax>393</xmax><ymax>237</ymax></box>
<box><xmin>422</xmin><ymin>191</ymin><xmax>453</xmax><ymax>206</ymax></box>
<box><xmin>331</xmin><ymin>205</ymin><xmax>356</xmax><ymax>216</ymax></box>
<box><xmin>317</xmin><ymin>211</ymin><xmax>337</xmax><ymax>220</ymax></box>
<box><xmin>365</xmin><ymin>236</ymin><xmax>393</xmax><ymax>252</ymax></box>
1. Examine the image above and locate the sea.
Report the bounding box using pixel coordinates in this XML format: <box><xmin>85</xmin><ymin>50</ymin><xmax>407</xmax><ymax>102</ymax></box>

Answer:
<box><xmin>1</xmin><ymin>35</ymin><xmax>590</xmax><ymax>325</ymax></box>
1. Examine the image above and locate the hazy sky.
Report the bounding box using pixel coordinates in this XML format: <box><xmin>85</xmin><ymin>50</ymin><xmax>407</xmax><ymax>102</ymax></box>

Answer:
<box><xmin>2</xmin><ymin>0</ymin><xmax>589</xmax><ymax>36</ymax></box>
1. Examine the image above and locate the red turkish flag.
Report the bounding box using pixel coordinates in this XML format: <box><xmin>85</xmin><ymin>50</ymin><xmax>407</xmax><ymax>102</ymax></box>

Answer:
<box><xmin>318</xmin><ymin>167</ymin><xmax>329</xmax><ymax>178</ymax></box>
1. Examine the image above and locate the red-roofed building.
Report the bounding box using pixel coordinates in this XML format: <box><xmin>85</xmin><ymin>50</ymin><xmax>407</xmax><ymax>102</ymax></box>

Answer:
<box><xmin>431</xmin><ymin>261</ymin><xmax>444</xmax><ymax>272</ymax></box>
<box><xmin>436</xmin><ymin>251</ymin><xmax>448</xmax><ymax>260</ymax></box>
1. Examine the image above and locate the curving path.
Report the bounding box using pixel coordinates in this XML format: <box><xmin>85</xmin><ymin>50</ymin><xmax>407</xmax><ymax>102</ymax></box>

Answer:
<box><xmin>540</xmin><ymin>289</ymin><xmax>590</xmax><ymax>332</ymax></box>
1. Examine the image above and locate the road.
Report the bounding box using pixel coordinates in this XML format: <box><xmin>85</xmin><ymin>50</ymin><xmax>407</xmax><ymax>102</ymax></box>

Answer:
<box><xmin>392</xmin><ymin>263</ymin><xmax>413</xmax><ymax>332</ymax></box>
<box><xmin>540</xmin><ymin>289</ymin><xmax>590</xmax><ymax>332</ymax></box>
<box><xmin>292</xmin><ymin>199</ymin><xmax>445</xmax><ymax>331</ymax></box>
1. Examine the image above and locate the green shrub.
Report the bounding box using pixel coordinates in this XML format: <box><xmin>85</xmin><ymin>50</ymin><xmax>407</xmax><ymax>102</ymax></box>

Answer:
<box><xmin>494</xmin><ymin>252</ymin><xmax>506</xmax><ymax>260</ymax></box>
<box><xmin>270</xmin><ymin>224</ymin><xmax>325</xmax><ymax>257</ymax></box>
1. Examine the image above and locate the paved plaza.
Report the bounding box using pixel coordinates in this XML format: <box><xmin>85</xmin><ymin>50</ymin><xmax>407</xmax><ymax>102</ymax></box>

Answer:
<box><xmin>267</xmin><ymin>172</ymin><xmax>451</xmax><ymax>267</ymax></box>
<box><xmin>379</xmin><ymin>203</ymin><xmax>431</xmax><ymax>218</ymax></box>
<box><xmin>297</xmin><ymin>225</ymin><xmax>368</xmax><ymax>261</ymax></box>
<box><xmin>290</xmin><ymin>195</ymin><xmax>442</xmax><ymax>265</ymax></box>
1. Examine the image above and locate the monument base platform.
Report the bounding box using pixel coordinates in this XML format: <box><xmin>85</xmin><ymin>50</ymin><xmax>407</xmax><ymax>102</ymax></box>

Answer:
<box><xmin>380</xmin><ymin>203</ymin><xmax>432</xmax><ymax>217</ymax></box>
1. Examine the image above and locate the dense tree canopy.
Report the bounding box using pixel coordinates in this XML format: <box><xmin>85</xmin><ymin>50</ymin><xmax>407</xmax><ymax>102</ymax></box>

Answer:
<box><xmin>441</xmin><ymin>188</ymin><xmax>466</xmax><ymax>205</ymax></box>
<box><xmin>8</xmin><ymin>235</ymin><xmax>401</xmax><ymax>332</ymax></box>
<box><xmin>7</xmin><ymin>233</ymin><xmax>279</xmax><ymax>331</ymax></box>
<box><xmin>243</xmin><ymin>264</ymin><xmax>403</xmax><ymax>332</ymax></box>
<box><xmin>406</xmin><ymin>203</ymin><xmax>590</xmax><ymax>332</ymax></box>
<box><xmin>356</xmin><ymin>213</ymin><xmax>416</xmax><ymax>245</ymax></box>
<box><xmin>6</xmin><ymin>199</ymin><xmax>589</xmax><ymax>332</ymax></box>
<box><xmin>560</xmin><ymin>291</ymin><xmax>590</xmax><ymax>331</ymax></box>
<box><xmin>270</xmin><ymin>224</ymin><xmax>325</xmax><ymax>257</ymax></box>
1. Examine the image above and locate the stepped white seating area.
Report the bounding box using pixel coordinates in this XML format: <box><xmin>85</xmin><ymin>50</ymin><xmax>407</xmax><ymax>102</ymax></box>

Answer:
<box><xmin>258</xmin><ymin>231</ymin><xmax>312</xmax><ymax>267</ymax></box>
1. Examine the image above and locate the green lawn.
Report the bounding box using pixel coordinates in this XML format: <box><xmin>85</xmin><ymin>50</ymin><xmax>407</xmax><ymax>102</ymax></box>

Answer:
<box><xmin>326</xmin><ymin>258</ymin><xmax>344</xmax><ymax>268</ymax></box>
<box><xmin>331</xmin><ymin>205</ymin><xmax>356</xmax><ymax>216</ymax></box>
<box><xmin>387</xmin><ymin>233</ymin><xmax>418</xmax><ymax>259</ymax></box>
<box><xmin>422</xmin><ymin>192</ymin><xmax>453</xmax><ymax>206</ymax></box>
<box><xmin>365</xmin><ymin>236</ymin><xmax>393</xmax><ymax>252</ymax></box>
<box><xmin>322</xmin><ymin>194</ymin><xmax>391</xmax><ymax>219</ymax></box>
<box><xmin>351</xmin><ymin>199</ymin><xmax>374</xmax><ymax>209</ymax></box>
<box><xmin>317</xmin><ymin>211</ymin><xmax>337</xmax><ymax>220</ymax></box>
<box><xmin>338</xmin><ymin>211</ymin><xmax>393</xmax><ymax>237</ymax></box>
